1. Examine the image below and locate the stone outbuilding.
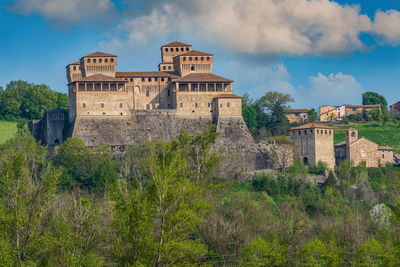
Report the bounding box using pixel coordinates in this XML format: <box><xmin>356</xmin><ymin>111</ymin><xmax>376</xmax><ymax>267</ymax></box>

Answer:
<box><xmin>289</xmin><ymin>123</ymin><xmax>335</xmax><ymax>169</ymax></box>
<box><xmin>334</xmin><ymin>128</ymin><xmax>394</xmax><ymax>167</ymax></box>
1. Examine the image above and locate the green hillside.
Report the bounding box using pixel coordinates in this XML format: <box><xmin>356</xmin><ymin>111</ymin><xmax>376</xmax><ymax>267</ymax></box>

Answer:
<box><xmin>0</xmin><ymin>121</ymin><xmax>17</xmax><ymax>143</ymax></box>
<box><xmin>328</xmin><ymin>121</ymin><xmax>400</xmax><ymax>153</ymax></box>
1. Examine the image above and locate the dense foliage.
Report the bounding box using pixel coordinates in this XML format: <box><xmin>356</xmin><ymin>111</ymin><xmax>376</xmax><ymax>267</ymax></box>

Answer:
<box><xmin>0</xmin><ymin>80</ymin><xmax>68</xmax><ymax>121</ymax></box>
<box><xmin>362</xmin><ymin>91</ymin><xmax>388</xmax><ymax>108</ymax></box>
<box><xmin>2</xmin><ymin>125</ymin><xmax>400</xmax><ymax>265</ymax></box>
<box><xmin>242</xmin><ymin>91</ymin><xmax>293</xmax><ymax>140</ymax></box>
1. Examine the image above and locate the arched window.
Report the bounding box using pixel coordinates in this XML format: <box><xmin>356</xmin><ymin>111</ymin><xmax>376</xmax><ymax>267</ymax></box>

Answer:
<box><xmin>73</xmin><ymin>66</ymin><xmax>76</xmax><ymax>70</ymax></box>
<box><xmin>201</xmin><ymin>57</ymin><xmax>204</xmax><ymax>61</ymax></box>
<box><xmin>351</xmin><ymin>132</ymin><xmax>356</xmax><ymax>137</ymax></box>
<box><xmin>195</xmin><ymin>57</ymin><xmax>198</xmax><ymax>61</ymax></box>
<box><xmin>146</xmin><ymin>89</ymin><xmax>150</xmax><ymax>96</ymax></box>
<box><xmin>186</xmin><ymin>47</ymin><xmax>189</xmax><ymax>51</ymax></box>
<box><xmin>207</xmin><ymin>57</ymin><xmax>210</xmax><ymax>61</ymax></box>
<box><xmin>175</xmin><ymin>48</ymin><xmax>179</xmax><ymax>51</ymax></box>
<box><xmin>110</xmin><ymin>58</ymin><xmax>114</xmax><ymax>63</ymax></box>
<box><xmin>183</xmin><ymin>57</ymin><xmax>186</xmax><ymax>61</ymax></box>
<box><xmin>168</xmin><ymin>66</ymin><xmax>171</xmax><ymax>70</ymax></box>
<box><xmin>163</xmin><ymin>66</ymin><xmax>166</xmax><ymax>70</ymax></box>
<box><xmin>191</xmin><ymin>65</ymin><xmax>195</xmax><ymax>71</ymax></box>
<box><xmin>148</xmin><ymin>77</ymin><xmax>151</xmax><ymax>82</ymax></box>
<box><xmin>99</xmin><ymin>59</ymin><xmax>102</xmax><ymax>63</ymax></box>
<box><xmin>165</xmin><ymin>48</ymin><xmax>168</xmax><ymax>52</ymax></box>
<box><xmin>189</xmin><ymin>57</ymin><xmax>192</xmax><ymax>61</ymax></box>
<box><xmin>105</xmin><ymin>59</ymin><xmax>108</xmax><ymax>63</ymax></box>
<box><xmin>181</xmin><ymin>47</ymin><xmax>184</xmax><ymax>51</ymax></box>
<box><xmin>93</xmin><ymin>59</ymin><xmax>97</xmax><ymax>63</ymax></box>
<box><xmin>87</xmin><ymin>59</ymin><xmax>90</xmax><ymax>63</ymax></box>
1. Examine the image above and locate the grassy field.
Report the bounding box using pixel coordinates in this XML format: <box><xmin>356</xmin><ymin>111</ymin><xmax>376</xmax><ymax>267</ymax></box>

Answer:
<box><xmin>326</xmin><ymin>121</ymin><xmax>400</xmax><ymax>153</ymax></box>
<box><xmin>0</xmin><ymin>121</ymin><xmax>17</xmax><ymax>144</ymax></box>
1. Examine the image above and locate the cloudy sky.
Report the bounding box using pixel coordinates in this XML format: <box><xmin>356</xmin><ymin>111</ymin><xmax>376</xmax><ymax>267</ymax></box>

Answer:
<box><xmin>1</xmin><ymin>0</ymin><xmax>400</xmax><ymax>109</ymax></box>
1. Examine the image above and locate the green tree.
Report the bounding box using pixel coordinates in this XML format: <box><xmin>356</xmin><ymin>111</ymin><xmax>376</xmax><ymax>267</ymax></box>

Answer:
<box><xmin>109</xmin><ymin>139</ymin><xmax>209</xmax><ymax>266</ymax></box>
<box><xmin>242</xmin><ymin>93</ymin><xmax>258</xmax><ymax>129</ymax></box>
<box><xmin>0</xmin><ymin>133</ymin><xmax>61</xmax><ymax>264</ymax></box>
<box><xmin>307</xmin><ymin>108</ymin><xmax>318</xmax><ymax>123</ymax></box>
<box><xmin>257</xmin><ymin>91</ymin><xmax>294</xmax><ymax>135</ymax></box>
<box><xmin>295</xmin><ymin>238</ymin><xmax>343</xmax><ymax>266</ymax></box>
<box><xmin>362</xmin><ymin>92</ymin><xmax>388</xmax><ymax>109</ymax></box>
<box><xmin>353</xmin><ymin>239</ymin><xmax>399</xmax><ymax>266</ymax></box>
<box><xmin>239</xmin><ymin>237</ymin><xmax>286</xmax><ymax>267</ymax></box>
<box><xmin>48</xmin><ymin>193</ymin><xmax>105</xmax><ymax>266</ymax></box>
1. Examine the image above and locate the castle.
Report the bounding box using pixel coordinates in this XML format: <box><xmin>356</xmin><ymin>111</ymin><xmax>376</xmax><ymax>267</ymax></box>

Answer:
<box><xmin>30</xmin><ymin>41</ymin><xmax>271</xmax><ymax>171</ymax></box>
<box><xmin>66</xmin><ymin>41</ymin><xmax>241</xmax><ymax>120</ymax></box>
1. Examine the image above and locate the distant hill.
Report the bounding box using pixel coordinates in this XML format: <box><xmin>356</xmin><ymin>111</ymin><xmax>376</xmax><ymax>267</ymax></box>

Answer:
<box><xmin>330</xmin><ymin>121</ymin><xmax>400</xmax><ymax>153</ymax></box>
<box><xmin>0</xmin><ymin>121</ymin><xmax>17</xmax><ymax>144</ymax></box>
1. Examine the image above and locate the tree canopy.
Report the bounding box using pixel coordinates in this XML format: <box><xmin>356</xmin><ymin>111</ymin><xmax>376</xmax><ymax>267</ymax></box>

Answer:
<box><xmin>362</xmin><ymin>92</ymin><xmax>388</xmax><ymax>108</ymax></box>
<box><xmin>0</xmin><ymin>80</ymin><xmax>68</xmax><ymax>121</ymax></box>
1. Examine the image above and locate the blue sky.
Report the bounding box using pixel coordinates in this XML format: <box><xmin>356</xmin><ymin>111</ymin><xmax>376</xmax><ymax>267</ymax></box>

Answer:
<box><xmin>2</xmin><ymin>0</ymin><xmax>400</xmax><ymax>109</ymax></box>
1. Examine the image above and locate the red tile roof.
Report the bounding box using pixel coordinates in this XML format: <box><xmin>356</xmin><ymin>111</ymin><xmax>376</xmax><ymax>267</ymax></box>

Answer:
<box><xmin>177</xmin><ymin>50</ymin><xmax>213</xmax><ymax>57</ymax></box>
<box><xmin>82</xmin><ymin>51</ymin><xmax>117</xmax><ymax>58</ymax></box>
<box><xmin>290</xmin><ymin>123</ymin><xmax>333</xmax><ymax>130</ymax></box>
<box><xmin>116</xmin><ymin>71</ymin><xmax>179</xmax><ymax>78</ymax></box>
<box><xmin>162</xmin><ymin>41</ymin><xmax>192</xmax><ymax>47</ymax></box>
<box><xmin>174</xmin><ymin>73</ymin><xmax>233</xmax><ymax>83</ymax></box>
<box><xmin>214</xmin><ymin>93</ymin><xmax>242</xmax><ymax>99</ymax></box>
<box><xmin>70</xmin><ymin>74</ymin><xmax>126</xmax><ymax>84</ymax></box>
<box><xmin>345</xmin><ymin>104</ymin><xmax>380</xmax><ymax>108</ymax></box>
<box><xmin>287</xmin><ymin>109</ymin><xmax>309</xmax><ymax>114</ymax></box>
<box><xmin>335</xmin><ymin>141</ymin><xmax>346</xmax><ymax>147</ymax></box>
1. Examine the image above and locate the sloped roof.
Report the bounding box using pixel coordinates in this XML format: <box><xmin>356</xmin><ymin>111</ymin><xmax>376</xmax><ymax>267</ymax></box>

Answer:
<box><xmin>162</xmin><ymin>41</ymin><xmax>192</xmax><ymax>47</ymax></box>
<box><xmin>287</xmin><ymin>109</ymin><xmax>309</xmax><ymax>114</ymax></box>
<box><xmin>177</xmin><ymin>50</ymin><xmax>213</xmax><ymax>57</ymax></box>
<box><xmin>335</xmin><ymin>141</ymin><xmax>346</xmax><ymax>147</ymax></box>
<box><xmin>70</xmin><ymin>74</ymin><xmax>125</xmax><ymax>84</ymax></box>
<box><xmin>174</xmin><ymin>73</ymin><xmax>233</xmax><ymax>83</ymax></box>
<box><xmin>214</xmin><ymin>93</ymin><xmax>242</xmax><ymax>99</ymax></box>
<box><xmin>65</xmin><ymin>61</ymin><xmax>80</xmax><ymax>68</ymax></box>
<box><xmin>82</xmin><ymin>51</ymin><xmax>117</xmax><ymax>58</ymax></box>
<box><xmin>116</xmin><ymin>71</ymin><xmax>179</xmax><ymax>78</ymax></box>
<box><xmin>290</xmin><ymin>123</ymin><xmax>333</xmax><ymax>130</ymax></box>
<box><xmin>345</xmin><ymin>104</ymin><xmax>380</xmax><ymax>108</ymax></box>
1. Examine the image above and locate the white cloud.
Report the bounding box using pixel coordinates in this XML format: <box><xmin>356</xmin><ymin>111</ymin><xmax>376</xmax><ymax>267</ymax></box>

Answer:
<box><xmin>103</xmin><ymin>0</ymin><xmax>374</xmax><ymax>56</ymax></box>
<box><xmin>243</xmin><ymin>63</ymin><xmax>363</xmax><ymax>109</ymax></box>
<box><xmin>372</xmin><ymin>10</ymin><xmax>400</xmax><ymax>44</ymax></box>
<box><xmin>8</xmin><ymin>0</ymin><xmax>116</xmax><ymax>27</ymax></box>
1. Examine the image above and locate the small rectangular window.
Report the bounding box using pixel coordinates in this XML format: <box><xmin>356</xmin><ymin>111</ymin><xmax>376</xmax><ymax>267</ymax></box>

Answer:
<box><xmin>161</xmin><ymin>77</ymin><xmax>165</xmax><ymax>81</ymax></box>
<box><xmin>146</xmin><ymin>89</ymin><xmax>150</xmax><ymax>97</ymax></box>
<box><xmin>195</xmin><ymin>103</ymin><xmax>198</xmax><ymax>108</ymax></box>
<box><xmin>119</xmin><ymin>103</ymin><xmax>123</xmax><ymax>108</ymax></box>
<box><xmin>148</xmin><ymin>77</ymin><xmax>151</xmax><ymax>82</ymax></box>
<box><xmin>101</xmin><ymin>103</ymin><xmax>104</xmax><ymax>108</ymax></box>
<box><xmin>180</xmin><ymin>103</ymin><xmax>183</xmax><ymax>108</ymax></box>
<box><xmin>167</xmin><ymin>89</ymin><xmax>170</xmax><ymax>97</ymax></box>
<box><xmin>220</xmin><ymin>104</ymin><xmax>222</xmax><ymax>108</ymax></box>
<box><xmin>227</xmin><ymin>102</ymin><xmax>230</xmax><ymax>108</ymax></box>
<box><xmin>141</xmin><ymin>77</ymin><xmax>145</xmax><ymax>82</ymax></box>
<box><xmin>208</xmin><ymin>103</ymin><xmax>210</xmax><ymax>107</ymax></box>
<box><xmin>146</xmin><ymin>104</ymin><xmax>150</xmax><ymax>110</ymax></box>
<box><xmin>110</xmin><ymin>58</ymin><xmax>114</xmax><ymax>63</ymax></box>
<box><xmin>82</xmin><ymin>103</ymin><xmax>86</xmax><ymax>108</ymax></box>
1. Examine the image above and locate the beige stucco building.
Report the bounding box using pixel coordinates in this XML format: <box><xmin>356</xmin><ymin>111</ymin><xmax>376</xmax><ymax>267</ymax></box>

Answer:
<box><xmin>286</xmin><ymin>109</ymin><xmax>309</xmax><ymax>124</ymax></box>
<box><xmin>66</xmin><ymin>41</ymin><xmax>241</xmax><ymax>121</ymax></box>
<box><xmin>289</xmin><ymin>123</ymin><xmax>335</xmax><ymax>169</ymax></box>
<box><xmin>335</xmin><ymin>128</ymin><xmax>394</xmax><ymax>167</ymax></box>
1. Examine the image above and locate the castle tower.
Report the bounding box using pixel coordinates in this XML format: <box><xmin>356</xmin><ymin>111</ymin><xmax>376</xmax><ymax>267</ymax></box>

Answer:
<box><xmin>80</xmin><ymin>52</ymin><xmax>117</xmax><ymax>78</ymax></box>
<box><xmin>346</xmin><ymin>128</ymin><xmax>358</xmax><ymax>145</ymax></box>
<box><xmin>289</xmin><ymin>123</ymin><xmax>335</xmax><ymax>169</ymax></box>
<box><xmin>159</xmin><ymin>41</ymin><xmax>192</xmax><ymax>71</ymax></box>
<box><xmin>173</xmin><ymin>50</ymin><xmax>213</xmax><ymax>77</ymax></box>
<box><xmin>66</xmin><ymin>61</ymin><xmax>82</xmax><ymax>84</ymax></box>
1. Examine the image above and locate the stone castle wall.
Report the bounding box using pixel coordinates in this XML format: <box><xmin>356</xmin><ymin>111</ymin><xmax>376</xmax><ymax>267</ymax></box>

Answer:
<box><xmin>32</xmin><ymin>109</ymin><xmax>273</xmax><ymax>172</ymax></box>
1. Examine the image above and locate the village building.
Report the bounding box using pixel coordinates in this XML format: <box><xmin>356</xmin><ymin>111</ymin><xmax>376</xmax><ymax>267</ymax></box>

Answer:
<box><xmin>334</xmin><ymin>128</ymin><xmax>394</xmax><ymax>167</ymax></box>
<box><xmin>289</xmin><ymin>123</ymin><xmax>335</xmax><ymax>169</ymax></box>
<box><xmin>319</xmin><ymin>104</ymin><xmax>381</xmax><ymax>122</ymax></box>
<box><xmin>290</xmin><ymin>124</ymin><xmax>394</xmax><ymax>168</ymax></box>
<box><xmin>65</xmin><ymin>41</ymin><xmax>241</xmax><ymax>121</ymax></box>
<box><xmin>286</xmin><ymin>109</ymin><xmax>309</xmax><ymax>124</ymax></box>
<box><xmin>390</xmin><ymin>101</ymin><xmax>400</xmax><ymax>112</ymax></box>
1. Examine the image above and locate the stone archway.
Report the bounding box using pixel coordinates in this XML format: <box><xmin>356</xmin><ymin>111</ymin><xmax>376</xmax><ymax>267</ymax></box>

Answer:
<box><xmin>303</xmin><ymin>157</ymin><xmax>309</xmax><ymax>165</ymax></box>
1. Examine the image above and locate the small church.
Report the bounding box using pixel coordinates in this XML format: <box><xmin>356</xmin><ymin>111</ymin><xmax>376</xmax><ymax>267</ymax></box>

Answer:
<box><xmin>290</xmin><ymin>123</ymin><xmax>394</xmax><ymax>168</ymax></box>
